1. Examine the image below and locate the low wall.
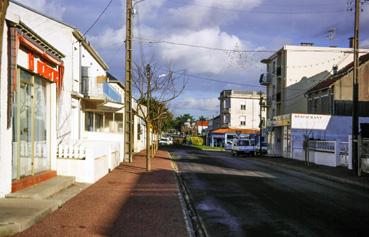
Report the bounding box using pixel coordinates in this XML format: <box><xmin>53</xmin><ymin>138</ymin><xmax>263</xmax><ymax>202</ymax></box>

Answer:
<box><xmin>56</xmin><ymin>140</ymin><xmax>120</xmax><ymax>183</ymax></box>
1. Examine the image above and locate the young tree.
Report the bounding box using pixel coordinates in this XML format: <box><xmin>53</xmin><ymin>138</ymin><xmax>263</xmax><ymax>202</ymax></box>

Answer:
<box><xmin>133</xmin><ymin>63</ymin><xmax>186</xmax><ymax>171</ymax></box>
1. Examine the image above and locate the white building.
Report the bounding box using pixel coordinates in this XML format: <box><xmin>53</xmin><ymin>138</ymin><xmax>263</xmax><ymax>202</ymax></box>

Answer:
<box><xmin>260</xmin><ymin>44</ymin><xmax>369</xmax><ymax>158</ymax></box>
<box><xmin>219</xmin><ymin>90</ymin><xmax>265</xmax><ymax>130</ymax></box>
<box><xmin>0</xmin><ymin>1</ymin><xmax>137</xmax><ymax>196</ymax></box>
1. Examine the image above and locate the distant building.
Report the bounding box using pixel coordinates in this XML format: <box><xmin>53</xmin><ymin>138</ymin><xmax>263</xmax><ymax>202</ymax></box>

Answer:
<box><xmin>219</xmin><ymin>90</ymin><xmax>265</xmax><ymax>130</ymax></box>
<box><xmin>208</xmin><ymin>115</ymin><xmax>221</xmax><ymax>131</ymax></box>
<box><xmin>196</xmin><ymin>120</ymin><xmax>209</xmax><ymax>136</ymax></box>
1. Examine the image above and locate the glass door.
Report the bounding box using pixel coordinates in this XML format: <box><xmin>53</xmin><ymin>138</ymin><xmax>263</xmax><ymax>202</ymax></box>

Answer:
<box><xmin>33</xmin><ymin>76</ymin><xmax>48</xmax><ymax>173</ymax></box>
<box><xmin>12</xmin><ymin>69</ymin><xmax>50</xmax><ymax>180</ymax></box>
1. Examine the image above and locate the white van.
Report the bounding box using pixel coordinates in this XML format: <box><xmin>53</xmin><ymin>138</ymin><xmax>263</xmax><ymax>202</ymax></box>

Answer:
<box><xmin>231</xmin><ymin>139</ymin><xmax>257</xmax><ymax>157</ymax></box>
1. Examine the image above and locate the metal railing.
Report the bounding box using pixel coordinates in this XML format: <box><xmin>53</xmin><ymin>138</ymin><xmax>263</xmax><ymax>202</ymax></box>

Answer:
<box><xmin>308</xmin><ymin>140</ymin><xmax>336</xmax><ymax>153</ymax></box>
<box><xmin>103</xmin><ymin>83</ymin><xmax>122</xmax><ymax>102</ymax></box>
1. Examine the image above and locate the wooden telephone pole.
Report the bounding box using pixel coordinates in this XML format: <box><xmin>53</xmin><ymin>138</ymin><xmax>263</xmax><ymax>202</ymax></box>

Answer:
<box><xmin>125</xmin><ymin>0</ymin><xmax>133</xmax><ymax>162</ymax></box>
<box><xmin>259</xmin><ymin>91</ymin><xmax>266</xmax><ymax>156</ymax></box>
<box><xmin>352</xmin><ymin>0</ymin><xmax>360</xmax><ymax>175</ymax></box>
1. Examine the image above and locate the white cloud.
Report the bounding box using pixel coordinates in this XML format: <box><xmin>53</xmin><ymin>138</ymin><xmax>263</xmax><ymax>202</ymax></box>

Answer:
<box><xmin>16</xmin><ymin>0</ymin><xmax>66</xmax><ymax>20</ymax></box>
<box><xmin>159</xmin><ymin>27</ymin><xmax>251</xmax><ymax>74</ymax></box>
<box><xmin>172</xmin><ymin>97</ymin><xmax>219</xmax><ymax>113</ymax></box>
<box><xmin>89</xmin><ymin>27</ymin><xmax>125</xmax><ymax>49</ymax></box>
<box><xmin>168</xmin><ymin>0</ymin><xmax>263</xmax><ymax>28</ymax></box>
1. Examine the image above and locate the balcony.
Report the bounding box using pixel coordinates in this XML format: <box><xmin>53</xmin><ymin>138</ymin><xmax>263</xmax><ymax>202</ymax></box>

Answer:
<box><xmin>103</xmin><ymin>83</ymin><xmax>122</xmax><ymax>103</ymax></box>
<box><xmin>259</xmin><ymin>73</ymin><xmax>272</xmax><ymax>85</ymax></box>
<box><xmin>81</xmin><ymin>67</ymin><xmax>104</xmax><ymax>99</ymax></box>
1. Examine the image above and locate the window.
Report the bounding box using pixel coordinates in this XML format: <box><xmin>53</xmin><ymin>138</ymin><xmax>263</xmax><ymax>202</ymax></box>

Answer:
<box><xmin>240</xmin><ymin>102</ymin><xmax>246</xmax><ymax>110</ymax></box>
<box><xmin>240</xmin><ymin>116</ymin><xmax>246</xmax><ymax>126</ymax></box>
<box><xmin>85</xmin><ymin>112</ymin><xmax>94</xmax><ymax>131</ymax></box>
<box><xmin>137</xmin><ymin>124</ymin><xmax>141</xmax><ymax>140</ymax></box>
<box><xmin>224</xmin><ymin>98</ymin><xmax>230</xmax><ymax>109</ymax></box>
<box><xmin>85</xmin><ymin>111</ymin><xmax>123</xmax><ymax>133</ymax></box>
<box><xmin>223</xmin><ymin>114</ymin><xmax>230</xmax><ymax>124</ymax></box>
<box><xmin>95</xmin><ymin>113</ymin><xmax>104</xmax><ymax>132</ymax></box>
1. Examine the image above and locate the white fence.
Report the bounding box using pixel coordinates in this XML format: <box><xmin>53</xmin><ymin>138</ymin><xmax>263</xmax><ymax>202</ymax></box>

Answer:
<box><xmin>308</xmin><ymin>140</ymin><xmax>342</xmax><ymax>167</ymax></box>
<box><xmin>57</xmin><ymin>145</ymin><xmax>87</xmax><ymax>160</ymax></box>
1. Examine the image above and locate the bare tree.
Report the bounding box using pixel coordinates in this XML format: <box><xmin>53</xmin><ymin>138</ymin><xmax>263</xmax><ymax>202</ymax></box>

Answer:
<box><xmin>0</xmin><ymin>0</ymin><xmax>9</xmax><ymax>76</ymax></box>
<box><xmin>133</xmin><ymin>62</ymin><xmax>186</xmax><ymax>171</ymax></box>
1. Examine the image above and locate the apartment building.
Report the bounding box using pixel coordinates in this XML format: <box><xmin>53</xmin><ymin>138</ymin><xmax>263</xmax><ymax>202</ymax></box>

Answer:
<box><xmin>259</xmin><ymin>44</ymin><xmax>368</xmax><ymax>157</ymax></box>
<box><xmin>219</xmin><ymin>90</ymin><xmax>265</xmax><ymax>129</ymax></box>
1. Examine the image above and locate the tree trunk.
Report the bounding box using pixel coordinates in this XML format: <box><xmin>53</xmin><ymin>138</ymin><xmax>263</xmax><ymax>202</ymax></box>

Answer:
<box><xmin>146</xmin><ymin>120</ymin><xmax>151</xmax><ymax>171</ymax></box>
<box><xmin>0</xmin><ymin>0</ymin><xmax>9</xmax><ymax>76</ymax></box>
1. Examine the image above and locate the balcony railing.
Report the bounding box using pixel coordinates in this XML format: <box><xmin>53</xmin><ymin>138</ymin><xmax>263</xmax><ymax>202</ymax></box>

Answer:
<box><xmin>259</xmin><ymin>73</ymin><xmax>272</xmax><ymax>85</ymax></box>
<box><xmin>103</xmin><ymin>83</ymin><xmax>122</xmax><ymax>103</ymax></box>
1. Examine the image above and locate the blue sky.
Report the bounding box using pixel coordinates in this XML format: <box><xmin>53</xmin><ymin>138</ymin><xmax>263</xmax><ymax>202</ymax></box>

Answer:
<box><xmin>16</xmin><ymin>0</ymin><xmax>369</xmax><ymax>118</ymax></box>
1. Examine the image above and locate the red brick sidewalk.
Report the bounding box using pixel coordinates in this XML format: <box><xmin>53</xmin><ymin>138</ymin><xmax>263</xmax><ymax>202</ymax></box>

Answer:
<box><xmin>14</xmin><ymin>150</ymin><xmax>189</xmax><ymax>237</ymax></box>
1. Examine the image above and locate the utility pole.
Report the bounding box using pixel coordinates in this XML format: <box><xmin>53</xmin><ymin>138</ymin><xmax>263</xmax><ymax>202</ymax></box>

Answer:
<box><xmin>124</xmin><ymin>0</ymin><xmax>133</xmax><ymax>163</ymax></box>
<box><xmin>258</xmin><ymin>91</ymin><xmax>265</xmax><ymax>156</ymax></box>
<box><xmin>146</xmin><ymin>64</ymin><xmax>151</xmax><ymax>171</ymax></box>
<box><xmin>352</xmin><ymin>0</ymin><xmax>360</xmax><ymax>175</ymax></box>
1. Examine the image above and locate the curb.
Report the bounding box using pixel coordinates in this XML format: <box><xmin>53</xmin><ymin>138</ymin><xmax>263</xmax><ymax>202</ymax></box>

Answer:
<box><xmin>254</xmin><ymin>159</ymin><xmax>369</xmax><ymax>191</ymax></box>
<box><xmin>170</xmin><ymin>153</ymin><xmax>209</xmax><ymax>237</ymax></box>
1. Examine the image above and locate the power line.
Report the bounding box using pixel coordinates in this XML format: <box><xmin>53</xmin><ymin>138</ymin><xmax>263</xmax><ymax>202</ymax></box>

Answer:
<box><xmin>134</xmin><ymin>37</ymin><xmax>368</xmax><ymax>54</ymax></box>
<box><xmin>134</xmin><ymin>37</ymin><xmax>275</xmax><ymax>53</ymax></box>
<box><xmin>83</xmin><ymin>0</ymin><xmax>114</xmax><ymax>36</ymax></box>
<box><xmin>159</xmin><ymin>67</ymin><xmax>263</xmax><ymax>88</ymax></box>
<box><xmin>165</xmin><ymin>0</ymin><xmax>346</xmax><ymax>15</ymax></box>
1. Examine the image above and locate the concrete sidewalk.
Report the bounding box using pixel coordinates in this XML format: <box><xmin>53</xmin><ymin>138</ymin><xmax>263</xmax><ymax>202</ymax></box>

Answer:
<box><xmin>2</xmin><ymin>150</ymin><xmax>189</xmax><ymax>237</ymax></box>
<box><xmin>249</xmin><ymin>156</ymin><xmax>369</xmax><ymax>190</ymax></box>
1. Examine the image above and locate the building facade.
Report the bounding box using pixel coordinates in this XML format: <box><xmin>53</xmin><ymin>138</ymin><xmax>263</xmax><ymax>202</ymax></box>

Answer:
<box><xmin>260</xmin><ymin>44</ymin><xmax>369</xmax><ymax>157</ymax></box>
<box><xmin>0</xmin><ymin>1</ymin><xmax>148</xmax><ymax>197</ymax></box>
<box><xmin>219</xmin><ymin>90</ymin><xmax>265</xmax><ymax>130</ymax></box>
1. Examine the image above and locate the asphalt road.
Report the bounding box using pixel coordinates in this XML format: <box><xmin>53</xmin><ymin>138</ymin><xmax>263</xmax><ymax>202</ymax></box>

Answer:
<box><xmin>168</xmin><ymin>146</ymin><xmax>369</xmax><ymax>237</ymax></box>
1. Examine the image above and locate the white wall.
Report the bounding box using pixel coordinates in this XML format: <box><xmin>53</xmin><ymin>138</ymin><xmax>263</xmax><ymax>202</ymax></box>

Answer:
<box><xmin>229</xmin><ymin>97</ymin><xmax>264</xmax><ymax>129</ymax></box>
<box><xmin>0</xmin><ymin>23</ymin><xmax>12</xmax><ymax>197</ymax></box>
<box><xmin>8</xmin><ymin>3</ymin><xmax>78</xmax><ymax>145</ymax></box>
<box><xmin>134</xmin><ymin>114</ymin><xmax>146</xmax><ymax>152</ymax></box>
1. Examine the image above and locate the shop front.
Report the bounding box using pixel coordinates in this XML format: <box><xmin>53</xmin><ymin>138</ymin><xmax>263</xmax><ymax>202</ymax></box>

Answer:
<box><xmin>9</xmin><ymin>24</ymin><xmax>64</xmax><ymax>190</ymax></box>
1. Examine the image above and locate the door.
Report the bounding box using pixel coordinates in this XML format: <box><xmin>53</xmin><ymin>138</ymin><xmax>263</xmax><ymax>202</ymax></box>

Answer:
<box><xmin>12</xmin><ymin>69</ymin><xmax>50</xmax><ymax>179</ymax></box>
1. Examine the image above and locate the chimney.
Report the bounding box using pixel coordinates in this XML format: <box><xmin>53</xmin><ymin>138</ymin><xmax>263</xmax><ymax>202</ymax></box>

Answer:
<box><xmin>349</xmin><ymin>37</ymin><xmax>354</xmax><ymax>48</ymax></box>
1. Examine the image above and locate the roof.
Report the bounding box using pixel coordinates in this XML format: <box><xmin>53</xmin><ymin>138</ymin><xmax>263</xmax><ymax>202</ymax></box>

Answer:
<box><xmin>307</xmin><ymin>52</ymin><xmax>369</xmax><ymax>93</ymax></box>
<box><xmin>107</xmin><ymin>72</ymin><xmax>124</xmax><ymax>89</ymax></box>
<box><xmin>197</xmin><ymin>121</ymin><xmax>209</xmax><ymax>126</ymax></box>
<box><xmin>260</xmin><ymin>44</ymin><xmax>358</xmax><ymax>64</ymax></box>
<box><xmin>210</xmin><ymin>128</ymin><xmax>259</xmax><ymax>134</ymax></box>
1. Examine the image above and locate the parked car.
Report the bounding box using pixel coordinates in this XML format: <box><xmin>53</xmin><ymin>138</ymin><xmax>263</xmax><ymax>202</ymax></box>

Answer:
<box><xmin>225</xmin><ymin>141</ymin><xmax>233</xmax><ymax>151</ymax></box>
<box><xmin>231</xmin><ymin>139</ymin><xmax>257</xmax><ymax>156</ymax></box>
<box><xmin>159</xmin><ymin>137</ymin><xmax>173</xmax><ymax>146</ymax></box>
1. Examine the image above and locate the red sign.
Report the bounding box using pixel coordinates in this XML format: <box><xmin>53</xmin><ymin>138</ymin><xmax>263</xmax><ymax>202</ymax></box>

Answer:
<box><xmin>36</xmin><ymin>61</ymin><xmax>59</xmax><ymax>82</ymax></box>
